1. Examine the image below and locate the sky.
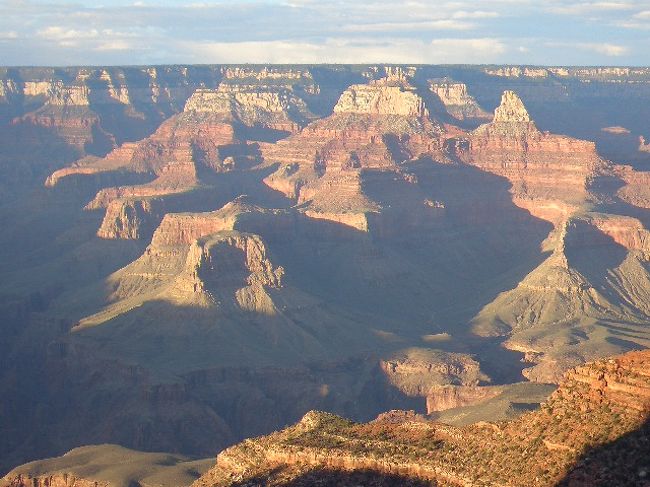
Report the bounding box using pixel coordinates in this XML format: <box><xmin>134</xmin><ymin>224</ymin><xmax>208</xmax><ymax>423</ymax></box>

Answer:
<box><xmin>0</xmin><ymin>0</ymin><xmax>649</xmax><ymax>66</ymax></box>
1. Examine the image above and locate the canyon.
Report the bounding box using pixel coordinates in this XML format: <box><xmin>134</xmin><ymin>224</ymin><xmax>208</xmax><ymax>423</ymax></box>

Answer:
<box><xmin>2</xmin><ymin>64</ymin><xmax>650</xmax><ymax>483</ymax></box>
<box><xmin>5</xmin><ymin>349</ymin><xmax>647</xmax><ymax>486</ymax></box>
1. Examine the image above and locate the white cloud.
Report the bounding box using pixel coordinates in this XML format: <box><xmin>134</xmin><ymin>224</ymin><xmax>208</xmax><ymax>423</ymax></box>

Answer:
<box><xmin>615</xmin><ymin>20</ymin><xmax>650</xmax><ymax>29</ymax></box>
<box><xmin>37</xmin><ymin>27</ymin><xmax>100</xmax><ymax>40</ymax></box>
<box><xmin>178</xmin><ymin>37</ymin><xmax>508</xmax><ymax>64</ymax></box>
<box><xmin>581</xmin><ymin>42</ymin><xmax>629</xmax><ymax>56</ymax></box>
<box><xmin>452</xmin><ymin>10</ymin><xmax>500</xmax><ymax>19</ymax></box>
<box><xmin>430</xmin><ymin>37</ymin><xmax>507</xmax><ymax>58</ymax></box>
<box><xmin>546</xmin><ymin>41</ymin><xmax>629</xmax><ymax>56</ymax></box>
<box><xmin>546</xmin><ymin>1</ymin><xmax>636</xmax><ymax>15</ymax></box>
<box><xmin>95</xmin><ymin>40</ymin><xmax>133</xmax><ymax>51</ymax></box>
<box><xmin>342</xmin><ymin>19</ymin><xmax>476</xmax><ymax>32</ymax></box>
<box><xmin>0</xmin><ymin>0</ymin><xmax>644</xmax><ymax>65</ymax></box>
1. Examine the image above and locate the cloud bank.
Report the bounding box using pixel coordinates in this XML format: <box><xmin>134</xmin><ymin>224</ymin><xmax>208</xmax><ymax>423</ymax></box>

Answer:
<box><xmin>0</xmin><ymin>0</ymin><xmax>647</xmax><ymax>65</ymax></box>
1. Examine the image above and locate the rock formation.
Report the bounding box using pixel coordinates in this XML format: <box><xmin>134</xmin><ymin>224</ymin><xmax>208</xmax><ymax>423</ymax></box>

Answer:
<box><xmin>380</xmin><ymin>348</ymin><xmax>490</xmax><ymax>397</ymax></box>
<box><xmin>45</xmin><ymin>81</ymin><xmax>314</xmax><ymax>240</ymax></box>
<box><xmin>428</xmin><ymin>79</ymin><xmax>491</xmax><ymax>122</ymax></box>
<box><xmin>260</xmin><ymin>78</ymin><xmax>445</xmax><ymax>231</ymax></box>
<box><xmin>472</xmin><ymin>215</ymin><xmax>650</xmax><ymax>382</ymax></box>
<box><xmin>192</xmin><ymin>350</ymin><xmax>650</xmax><ymax>487</ymax></box>
<box><xmin>453</xmin><ymin>90</ymin><xmax>607</xmax><ymax>219</ymax></box>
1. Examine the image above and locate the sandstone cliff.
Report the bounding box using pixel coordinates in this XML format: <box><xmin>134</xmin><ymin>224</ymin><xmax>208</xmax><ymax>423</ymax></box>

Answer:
<box><xmin>444</xmin><ymin>90</ymin><xmax>609</xmax><ymax>225</ymax></box>
<box><xmin>261</xmin><ymin>78</ymin><xmax>445</xmax><ymax>231</ymax></box>
<box><xmin>428</xmin><ymin>79</ymin><xmax>490</xmax><ymax>122</ymax></box>
<box><xmin>380</xmin><ymin>348</ymin><xmax>490</xmax><ymax>398</ymax></box>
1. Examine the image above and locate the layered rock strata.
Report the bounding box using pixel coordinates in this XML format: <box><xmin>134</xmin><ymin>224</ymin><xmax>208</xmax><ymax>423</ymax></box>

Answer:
<box><xmin>193</xmin><ymin>350</ymin><xmax>650</xmax><ymax>487</ymax></box>
<box><xmin>453</xmin><ymin>90</ymin><xmax>606</xmax><ymax>220</ymax></box>
<box><xmin>46</xmin><ymin>83</ymin><xmax>312</xmax><ymax>239</ymax></box>
<box><xmin>261</xmin><ymin>78</ymin><xmax>445</xmax><ymax>231</ymax></box>
<box><xmin>428</xmin><ymin>79</ymin><xmax>491</xmax><ymax>122</ymax></box>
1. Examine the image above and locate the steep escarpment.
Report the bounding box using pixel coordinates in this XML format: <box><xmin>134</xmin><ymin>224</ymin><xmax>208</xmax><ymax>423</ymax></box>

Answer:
<box><xmin>76</xmin><ymin>201</ymin><xmax>288</xmax><ymax>325</ymax></box>
<box><xmin>0</xmin><ymin>66</ymin><xmax>224</xmax><ymax>202</ymax></box>
<box><xmin>428</xmin><ymin>78</ymin><xmax>491</xmax><ymax>124</ymax></box>
<box><xmin>193</xmin><ymin>350</ymin><xmax>650</xmax><ymax>487</ymax></box>
<box><xmin>380</xmin><ymin>348</ymin><xmax>490</xmax><ymax>398</ymax></box>
<box><xmin>261</xmin><ymin>77</ymin><xmax>445</xmax><ymax>231</ymax></box>
<box><xmin>183</xmin><ymin>84</ymin><xmax>315</xmax><ymax>133</ymax></box>
<box><xmin>46</xmin><ymin>81</ymin><xmax>312</xmax><ymax>240</ymax></box>
<box><xmin>453</xmin><ymin>90</ymin><xmax>607</xmax><ymax>221</ymax></box>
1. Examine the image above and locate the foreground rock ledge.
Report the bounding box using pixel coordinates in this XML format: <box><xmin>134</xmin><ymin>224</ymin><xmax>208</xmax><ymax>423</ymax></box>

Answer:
<box><xmin>194</xmin><ymin>350</ymin><xmax>650</xmax><ymax>487</ymax></box>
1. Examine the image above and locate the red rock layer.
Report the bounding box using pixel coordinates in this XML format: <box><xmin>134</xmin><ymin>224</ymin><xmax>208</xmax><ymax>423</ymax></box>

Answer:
<box><xmin>453</xmin><ymin>91</ymin><xmax>606</xmax><ymax>211</ymax></box>
<box><xmin>426</xmin><ymin>385</ymin><xmax>502</xmax><ymax>413</ymax></box>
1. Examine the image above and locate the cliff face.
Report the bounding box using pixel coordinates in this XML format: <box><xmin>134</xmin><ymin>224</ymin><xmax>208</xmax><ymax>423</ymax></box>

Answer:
<box><xmin>4</xmin><ymin>67</ymin><xmax>223</xmax><ymax>153</ymax></box>
<box><xmin>428</xmin><ymin>79</ymin><xmax>491</xmax><ymax>123</ymax></box>
<box><xmin>45</xmin><ymin>80</ymin><xmax>314</xmax><ymax>240</ymax></box>
<box><xmin>193</xmin><ymin>350</ymin><xmax>650</xmax><ymax>487</ymax></box>
<box><xmin>260</xmin><ymin>78</ymin><xmax>445</xmax><ymax>231</ymax></box>
<box><xmin>183</xmin><ymin>85</ymin><xmax>314</xmax><ymax>132</ymax></box>
<box><xmin>471</xmin><ymin>213</ymin><xmax>650</xmax><ymax>383</ymax></box>
<box><xmin>380</xmin><ymin>348</ymin><xmax>489</xmax><ymax>398</ymax></box>
<box><xmin>454</xmin><ymin>90</ymin><xmax>606</xmax><ymax>214</ymax></box>
<box><xmin>333</xmin><ymin>82</ymin><xmax>426</xmax><ymax>117</ymax></box>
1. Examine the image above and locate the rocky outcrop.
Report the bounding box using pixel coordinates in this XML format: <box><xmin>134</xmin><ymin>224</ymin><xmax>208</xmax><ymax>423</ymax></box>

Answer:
<box><xmin>96</xmin><ymin>197</ymin><xmax>167</xmax><ymax>240</ymax></box>
<box><xmin>452</xmin><ymin>90</ymin><xmax>606</xmax><ymax>216</ymax></box>
<box><xmin>260</xmin><ymin>79</ymin><xmax>445</xmax><ymax>231</ymax></box>
<box><xmin>426</xmin><ymin>385</ymin><xmax>502</xmax><ymax>413</ymax></box>
<box><xmin>380</xmin><ymin>348</ymin><xmax>489</xmax><ymax>398</ymax></box>
<box><xmin>484</xmin><ymin>66</ymin><xmax>650</xmax><ymax>79</ymax></box>
<box><xmin>4</xmin><ymin>67</ymin><xmax>223</xmax><ymax>158</ymax></box>
<box><xmin>640</xmin><ymin>136</ymin><xmax>650</xmax><ymax>153</ymax></box>
<box><xmin>492</xmin><ymin>90</ymin><xmax>531</xmax><ymax>123</ymax></box>
<box><xmin>4</xmin><ymin>473</ymin><xmax>109</xmax><ymax>487</ymax></box>
<box><xmin>333</xmin><ymin>83</ymin><xmax>426</xmax><ymax>117</ymax></box>
<box><xmin>45</xmin><ymin>81</ymin><xmax>315</xmax><ymax>240</ymax></box>
<box><xmin>151</xmin><ymin>211</ymin><xmax>235</xmax><ymax>248</ymax></box>
<box><xmin>185</xmin><ymin>85</ymin><xmax>313</xmax><ymax>132</ymax></box>
<box><xmin>184</xmin><ymin>232</ymin><xmax>285</xmax><ymax>313</ymax></box>
<box><xmin>193</xmin><ymin>350</ymin><xmax>650</xmax><ymax>487</ymax></box>
<box><xmin>261</xmin><ymin>79</ymin><xmax>443</xmax><ymax>177</ymax></box>
<box><xmin>76</xmin><ymin>198</ymin><xmax>290</xmax><ymax>326</ymax></box>
<box><xmin>559</xmin><ymin>351</ymin><xmax>650</xmax><ymax>412</ymax></box>
<box><xmin>472</xmin><ymin>216</ymin><xmax>650</xmax><ymax>383</ymax></box>
<box><xmin>614</xmin><ymin>164</ymin><xmax>650</xmax><ymax>209</ymax></box>
<box><xmin>429</xmin><ymin>79</ymin><xmax>490</xmax><ymax>122</ymax></box>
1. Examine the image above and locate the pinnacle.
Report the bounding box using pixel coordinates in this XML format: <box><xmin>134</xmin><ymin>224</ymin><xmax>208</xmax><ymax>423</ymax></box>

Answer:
<box><xmin>493</xmin><ymin>90</ymin><xmax>531</xmax><ymax>123</ymax></box>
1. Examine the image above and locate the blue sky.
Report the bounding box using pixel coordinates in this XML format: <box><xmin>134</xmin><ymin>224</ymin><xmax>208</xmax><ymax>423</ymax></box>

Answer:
<box><xmin>0</xmin><ymin>0</ymin><xmax>649</xmax><ymax>66</ymax></box>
